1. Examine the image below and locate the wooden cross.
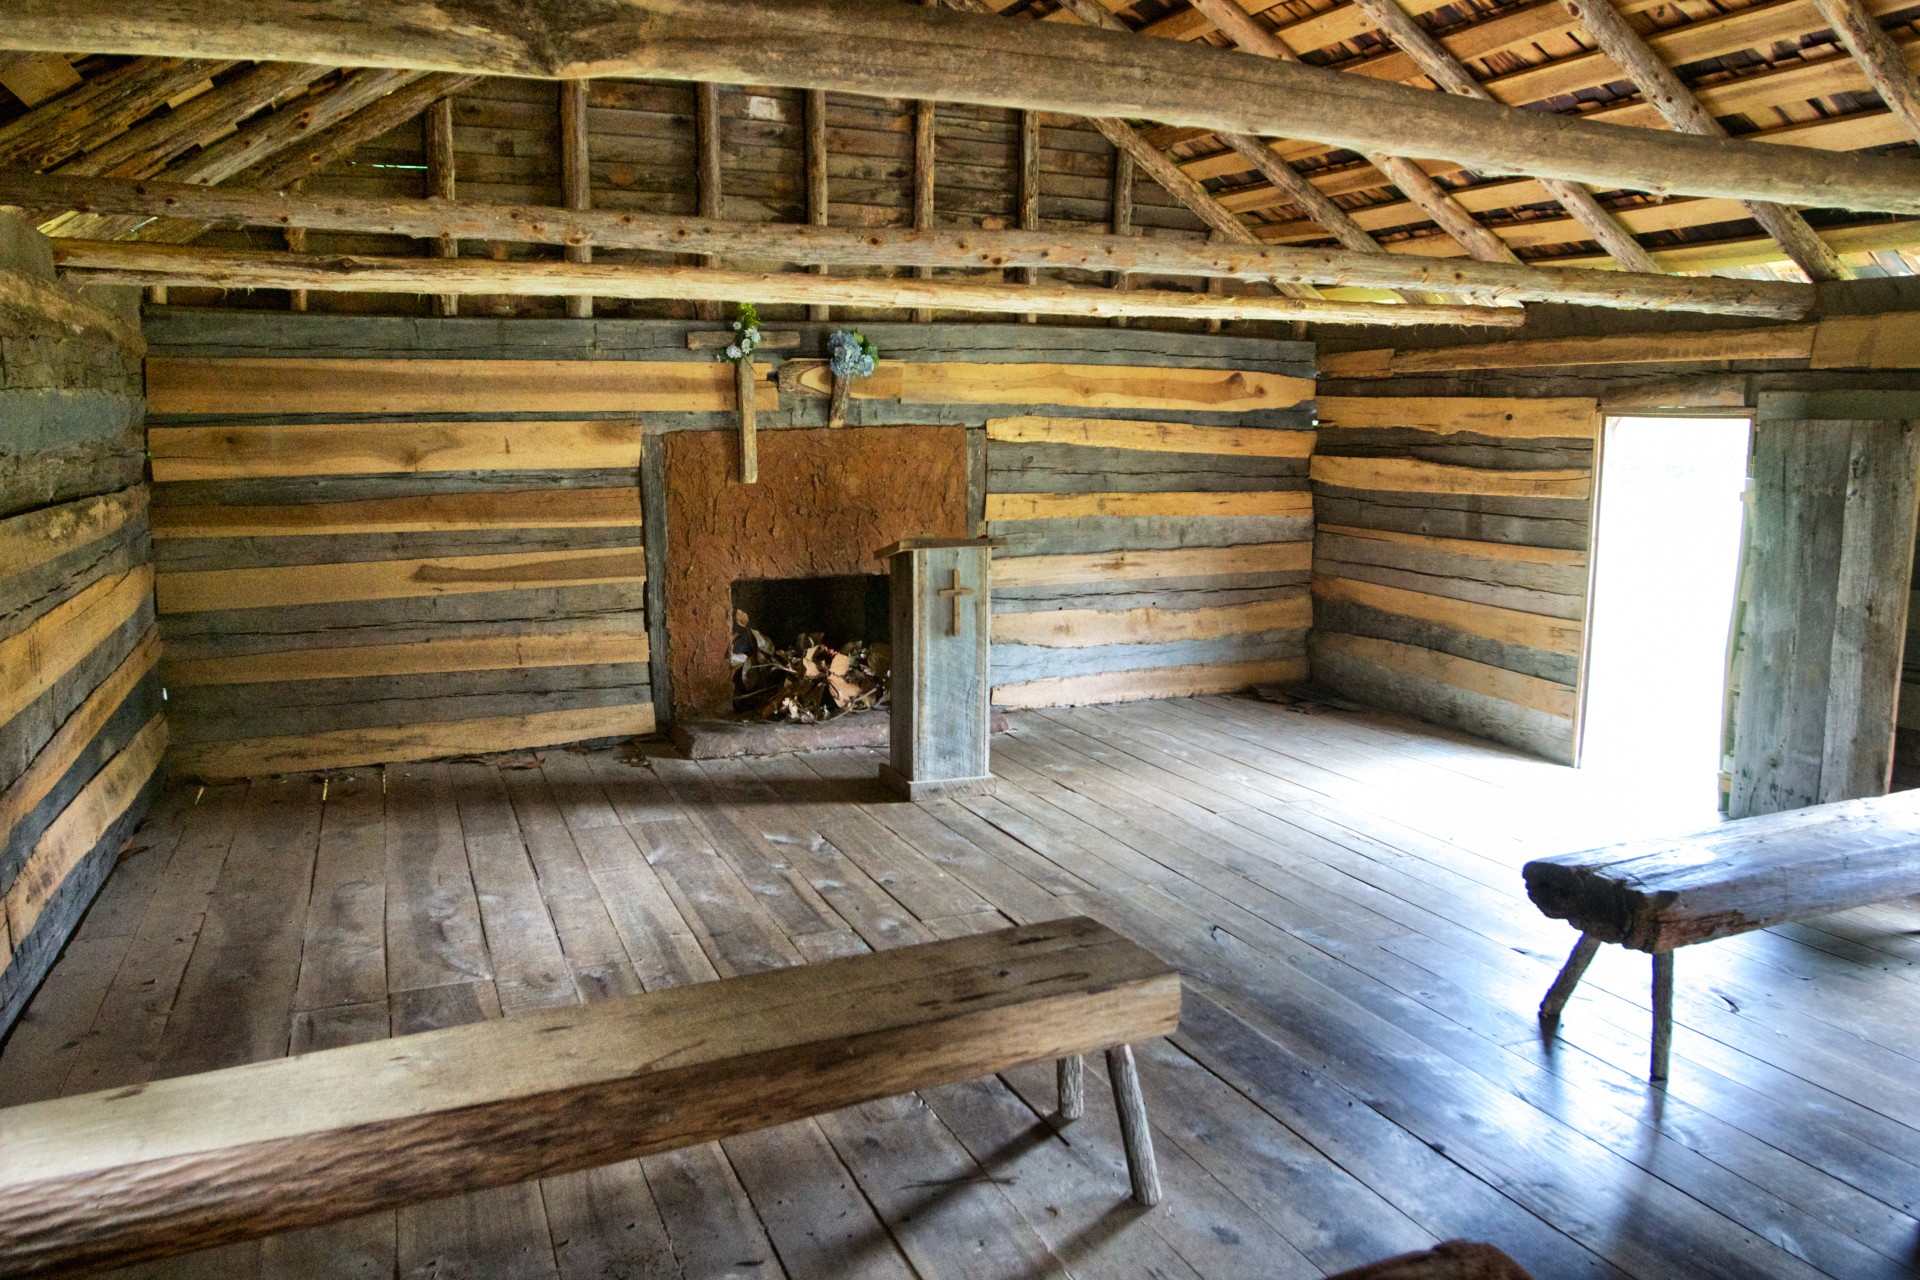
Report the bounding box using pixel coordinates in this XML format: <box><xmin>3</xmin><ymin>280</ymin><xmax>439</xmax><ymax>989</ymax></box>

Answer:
<box><xmin>936</xmin><ymin>568</ymin><xmax>973</xmax><ymax>636</ymax></box>
<box><xmin>686</xmin><ymin>330</ymin><xmax>800</xmax><ymax>485</ymax></box>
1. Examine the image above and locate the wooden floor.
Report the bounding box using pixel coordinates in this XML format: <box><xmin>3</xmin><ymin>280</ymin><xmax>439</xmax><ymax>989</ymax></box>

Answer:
<box><xmin>6</xmin><ymin>697</ymin><xmax>1920</xmax><ymax>1280</ymax></box>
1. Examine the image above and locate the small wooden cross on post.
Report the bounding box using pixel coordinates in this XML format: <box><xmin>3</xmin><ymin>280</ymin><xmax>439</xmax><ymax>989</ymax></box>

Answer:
<box><xmin>686</xmin><ymin>328</ymin><xmax>801</xmax><ymax>484</ymax></box>
<box><xmin>937</xmin><ymin>568</ymin><xmax>972</xmax><ymax>637</ymax></box>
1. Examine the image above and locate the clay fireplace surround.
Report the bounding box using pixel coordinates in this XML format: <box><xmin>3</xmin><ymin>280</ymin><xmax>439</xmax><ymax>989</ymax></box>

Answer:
<box><xmin>660</xmin><ymin>425</ymin><xmax>971</xmax><ymax>718</ymax></box>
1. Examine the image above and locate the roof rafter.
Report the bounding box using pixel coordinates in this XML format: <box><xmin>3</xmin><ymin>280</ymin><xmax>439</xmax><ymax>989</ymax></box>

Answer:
<box><xmin>9</xmin><ymin>0</ymin><xmax>1920</xmax><ymax>215</ymax></box>
<box><xmin>1811</xmin><ymin>0</ymin><xmax>1920</xmax><ymax>147</ymax></box>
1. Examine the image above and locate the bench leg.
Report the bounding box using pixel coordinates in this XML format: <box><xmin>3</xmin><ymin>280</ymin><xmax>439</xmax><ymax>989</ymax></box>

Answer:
<box><xmin>1056</xmin><ymin>1055</ymin><xmax>1085</xmax><ymax>1122</ymax></box>
<box><xmin>1651</xmin><ymin>951</ymin><xmax>1675</xmax><ymax>1085</ymax></box>
<box><xmin>1539</xmin><ymin>933</ymin><xmax>1602</xmax><ymax>1028</ymax></box>
<box><xmin>1106</xmin><ymin>1044</ymin><xmax>1162</xmax><ymax>1206</ymax></box>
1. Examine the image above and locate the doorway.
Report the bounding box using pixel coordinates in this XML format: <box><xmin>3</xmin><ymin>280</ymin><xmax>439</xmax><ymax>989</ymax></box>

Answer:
<box><xmin>1579</xmin><ymin>415</ymin><xmax>1751</xmax><ymax>820</ymax></box>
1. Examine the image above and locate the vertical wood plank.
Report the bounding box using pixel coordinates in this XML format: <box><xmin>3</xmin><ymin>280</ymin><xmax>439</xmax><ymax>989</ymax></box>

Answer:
<box><xmin>911</xmin><ymin>54</ymin><xmax>935</xmax><ymax>325</ymax></box>
<box><xmin>694</xmin><ymin>81</ymin><xmax>722</xmax><ymax>323</ymax></box>
<box><xmin>805</xmin><ymin>87</ymin><xmax>830</xmax><ymax>324</ymax></box>
<box><xmin>1018</xmin><ymin>108</ymin><xmax>1040</xmax><ymax>325</ymax></box>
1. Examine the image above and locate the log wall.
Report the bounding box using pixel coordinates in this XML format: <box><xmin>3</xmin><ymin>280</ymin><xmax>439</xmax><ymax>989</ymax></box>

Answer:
<box><xmin>144</xmin><ymin>312</ymin><xmax>1312</xmax><ymax>769</ymax></box>
<box><xmin>0</xmin><ymin>222</ymin><xmax>159</xmax><ymax>1039</ymax></box>
<box><xmin>1306</xmin><ymin>394</ymin><xmax>1597</xmax><ymax>764</ymax></box>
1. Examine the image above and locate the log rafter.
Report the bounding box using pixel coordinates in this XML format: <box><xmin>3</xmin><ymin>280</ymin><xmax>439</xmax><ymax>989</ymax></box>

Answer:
<box><xmin>10</xmin><ymin>0</ymin><xmax>1920</xmax><ymax>216</ymax></box>
<box><xmin>1809</xmin><ymin>0</ymin><xmax>1920</xmax><ymax>146</ymax></box>
<box><xmin>3</xmin><ymin>172</ymin><xmax>1818</xmax><ymax>317</ymax></box>
<box><xmin>1560</xmin><ymin>0</ymin><xmax>1852</xmax><ymax>282</ymax></box>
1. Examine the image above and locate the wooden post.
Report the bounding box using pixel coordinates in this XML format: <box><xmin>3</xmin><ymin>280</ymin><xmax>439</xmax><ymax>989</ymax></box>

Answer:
<box><xmin>284</xmin><ymin>226</ymin><xmax>307</xmax><ymax>311</ymax></box>
<box><xmin>1650</xmin><ymin>950</ymin><xmax>1675</xmax><ymax>1083</ymax></box>
<box><xmin>1056</xmin><ymin>1055</ymin><xmax>1085</xmax><ymax>1122</ymax></box>
<box><xmin>1109</xmin><ymin>144</ymin><xmax>1132</xmax><ymax>327</ymax></box>
<box><xmin>827</xmin><ymin>370</ymin><xmax>852</xmax><ymax>430</ymax></box>
<box><xmin>805</xmin><ymin>87</ymin><xmax>830</xmax><ymax>322</ymax></box>
<box><xmin>559</xmin><ymin>78</ymin><xmax>593</xmax><ymax>319</ymax></box>
<box><xmin>1106</xmin><ymin>1044</ymin><xmax>1162</xmax><ymax>1206</ymax></box>
<box><xmin>734</xmin><ymin>356</ymin><xmax>757</xmax><ymax>484</ymax></box>
<box><xmin>911</xmin><ymin>94</ymin><xmax>935</xmax><ymax>323</ymax></box>
<box><xmin>423</xmin><ymin>96</ymin><xmax>459</xmax><ymax>316</ymax></box>
<box><xmin>695</xmin><ymin>81</ymin><xmax>722</xmax><ymax>321</ymax></box>
<box><xmin>1018</xmin><ymin>108</ymin><xmax>1040</xmax><ymax>324</ymax></box>
<box><xmin>1537</xmin><ymin>932</ymin><xmax>1600</xmax><ymax>1026</ymax></box>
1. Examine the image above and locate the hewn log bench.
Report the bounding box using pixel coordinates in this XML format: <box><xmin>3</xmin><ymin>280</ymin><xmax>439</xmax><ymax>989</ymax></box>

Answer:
<box><xmin>0</xmin><ymin>916</ymin><xmax>1180</xmax><ymax>1277</ymax></box>
<box><xmin>1523</xmin><ymin>789</ymin><xmax>1920</xmax><ymax>1082</ymax></box>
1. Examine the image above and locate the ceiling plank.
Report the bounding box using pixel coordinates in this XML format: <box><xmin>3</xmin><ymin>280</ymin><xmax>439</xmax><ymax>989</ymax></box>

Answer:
<box><xmin>10</xmin><ymin>0</ymin><xmax>1920</xmax><ymax>215</ymax></box>
<box><xmin>0</xmin><ymin>58</ymin><xmax>234</xmax><ymax>170</ymax></box>
<box><xmin>3</xmin><ymin>172</ymin><xmax>1817</xmax><ymax>317</ymax></box>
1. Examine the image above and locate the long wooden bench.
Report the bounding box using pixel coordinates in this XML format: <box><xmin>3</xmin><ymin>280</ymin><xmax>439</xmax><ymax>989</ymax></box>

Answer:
<box><xmin>0</xmin><ymin>916</ymin><xmax>1180</xmax><ymax>1277</ymax></box>
<box><xmin>1522</xmin><ymin>789</ymin><xmax>1920</xmax><ymax>1082</ymax></box>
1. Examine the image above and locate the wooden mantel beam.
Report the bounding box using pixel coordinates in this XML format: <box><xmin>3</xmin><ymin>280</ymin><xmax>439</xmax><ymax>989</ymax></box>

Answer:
<box><xmin>2</xmin><ymin>173</ymin><xmax>1818</xmax><ymax>317</ymax></box>
<box><xmin>50</xmin><ymin>239</ymin><xmax>1532</xmax><ymax>326</ymax></box>
<box><xmin>8</xmin><ymin>0</ymin><xmax>1920</xmax><ymax>216</ymax></box>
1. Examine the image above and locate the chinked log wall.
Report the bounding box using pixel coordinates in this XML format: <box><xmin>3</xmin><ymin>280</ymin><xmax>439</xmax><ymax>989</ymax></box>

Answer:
<box><xmin>0</xmin><ymin>232</ymin><xmax>160</xmax><ymax>1039</ymax></box>
<box><xmin>1311</xmin><ymin>294</ymin><xmax>1920</xmax><ymax>771</ymax></box>
<box><xmin>143</xmin><ymin>313</ymin><xmax>1314</xmax><ymax>774</ymax></box>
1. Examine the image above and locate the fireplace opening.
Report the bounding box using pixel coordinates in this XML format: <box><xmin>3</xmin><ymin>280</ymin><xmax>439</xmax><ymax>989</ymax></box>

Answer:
<box><xmin>731</xmin><ymin>575</ymin><xmax>892</xmax><ymax>722</ymax></box>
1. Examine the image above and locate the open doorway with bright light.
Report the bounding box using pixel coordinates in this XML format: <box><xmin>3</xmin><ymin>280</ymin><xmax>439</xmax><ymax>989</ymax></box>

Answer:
<box><xmin>1579</xmin><ymin>414</ymin><xmax>1752</xmax><ymax>827</ymax></box>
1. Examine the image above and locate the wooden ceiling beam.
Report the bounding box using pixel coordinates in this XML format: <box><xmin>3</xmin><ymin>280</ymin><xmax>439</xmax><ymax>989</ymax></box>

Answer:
<box><xmin>48</xmin><ymin>239</ymin><xmax>1534</xmax><ymax>326</ymax></box>
<box><xmin>1811</xmin><ymin>0</ymin><xmax>1920</xmax><ymax>147</ymax></box>
<box><xmin>11</xmin><ymin>0</ymin><xmax>1920</xmax><ymax>215</ymax></box>
<box><xmin>246</xmin><ymin>73</ymin><xmax>481</xmax><ymax>191</ymax></box>
<box><xmin>2</xmin><ymin>172</ymin><xmax>1816</xmax><ymax>317</ymax></box>
<box><xmin>1561</xmin><ymin>0</ymin><xmax>1851</xmax><ymax>282</ymax></box>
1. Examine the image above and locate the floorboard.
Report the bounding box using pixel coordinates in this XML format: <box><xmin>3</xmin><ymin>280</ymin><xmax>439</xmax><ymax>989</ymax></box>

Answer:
<box><xmin>6</xmin><ymin>699</ymin><xmax>1920</xmax><ymax>1279</ymax></box>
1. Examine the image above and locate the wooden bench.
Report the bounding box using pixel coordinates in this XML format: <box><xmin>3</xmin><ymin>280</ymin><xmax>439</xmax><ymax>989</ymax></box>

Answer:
<box><xmin>1523</xmin><ymin>789</ymin><xmax>1920</xmax><ymax>1082</ymax></box>
<box><xmin>0</xmin><ymin>916</ymin><xmax>1180</xmax><ymax>1277</ymax></box>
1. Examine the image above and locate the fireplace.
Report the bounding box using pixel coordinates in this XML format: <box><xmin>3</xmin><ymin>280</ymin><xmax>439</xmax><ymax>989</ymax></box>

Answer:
<box><xmin>732</xmin><ymin>574</ymin><xmax>891</xmax><ymax>652</ymax></box>
<box><xmin>660</xmin><ymin>425</ymin><xmax>971</xmax><ymax>719</ymax></box>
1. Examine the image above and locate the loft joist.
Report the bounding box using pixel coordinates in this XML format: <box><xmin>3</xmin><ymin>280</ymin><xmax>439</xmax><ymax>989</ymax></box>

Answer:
<box><xmin>1</xmin><ymin>173</ymin><xmax>1820</xmax><ymax>318</ymax></box>
<box><xmin>11</xmin><ymin>0</ymin><xmax>1920</xmax><ymax>217</ymax></box>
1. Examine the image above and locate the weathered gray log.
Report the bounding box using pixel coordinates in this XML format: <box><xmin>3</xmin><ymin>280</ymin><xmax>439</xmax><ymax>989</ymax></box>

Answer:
<box><xmin>49</xmin><ymin>240</ymin><xmax>1531</xmax><ymax>326</ymax></box>
<box><xmin>1</xmin><ymin>172</ymin><xmax>1819</xmax><ymax>317</ymax></box>
<box><xmin>0</xmin><ymin>917</ymin><xmax>1180</xmax><ymax>1276</ymax></box>
<box><xmin>1056</xmin><ymin>1054</ymin><xmax>1085</xmax><ymax>1121</ymax></box>
<box><xmin>12</xmin><ymin>0</ymin><xmax>1920</xmax><ymax>216</ymax></box>
<box><xmin>1522</xmin><ymin>788</ymin><xmax>1920</xmax><ymax>952</ymax></box>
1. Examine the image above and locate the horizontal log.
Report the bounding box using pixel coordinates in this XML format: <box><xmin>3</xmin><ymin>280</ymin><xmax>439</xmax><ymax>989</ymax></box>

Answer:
<box><xmin>1311</xmin><ymin>455</ymin><xmax>1592</xmax><ymax>500</ymax></box>
<box><xmin>786</xmin><ymin>360</ymin><xmax>1313</xmax><ymax>412</ymax></box>
<box><xmin>167</xmin><ymin>701</ymin><xmax>656</xmax><ymax>779</ymax></box>
<box><xmin>0</xmin><ymin>488</ymin><xmax>147</xmax><ymax>582</ymax></box>
<box><xmin>985</xmin><ymin>491</ymin><xmax>1311</xmax><ymax>521</ymax></box>
<box><xmin>14</xmin><ymin>0</ymin><xmax>1920</xmax><ymax>216</ymax></box>
<box><xmin>993</xmin><ymin>656</ymin><xmax>1309</xmax><ymax>707</ymax></box>
<box><xmin>985</xmin><ymin>415</ymin><xmax>1314</xmax><ymax>457</ymax></box>
<box><xmin>1809</xmin><ymin>313</ymin><xmax>1920</xmax><ymax>369</ymax></box>
<box><xmin>0</xmin><ymin>172</ymin><xmax>1815</xmax><ymax>317</ymax></box>
<box><xmin>1313</xmin><ymin>575</ymin><xmax>1582</xmax><ymax>655</ymax></box>
<box><xmin>990</xmin><ymin>594</ymin><xmax>1310</xmax><ymax>647</ymax></box>
<box><xmin>151</xmin><ymin>488</ymin><xmax>643</xmax><ymax>538</ymax></box>
<box><xmin>0</xmin><ymin>566</ymin><xmax>153</xmax><ymax>729</ymax></box>
<box><xmin>0</xmin><ymin>629</ymin><xmax>159</xmax><ymax>863</ymax></box>
<box><xmin>164</xmin><ymin>631</ymin><xmax>647</xmax><ymax>686</ymax></box>
<box><xmin>991</xmin><ymin>514</ymin><xmax>1314</xmax><ymax>557</ymax></box>
<box><xmin>3</xmin><ymin>712</ymin><xmax>165</xmax><ymax>951</ymax></box>
<box><xmin>148</xmin><ymin>421</ymin><xmax>644</xmax><ymax>480</ymax></box>
<box><xmin>158</xmin><ymin>549</ymin><xmax>646</xmax><ymax>613</ymax></box>
<box><xmin>992</xmin><ymin>542</ymin><xmax>1312</xmax><ymax>587</ymax></box>
<box><xmin>1322</xmin><ymin>324</ymin><xmax>1821</xmax><ymax>376</ymax></box>
<box><xmin>0</xmin><ymin>266</ymin><xmax>144</xmax><ymax>358</ymax></box>
<box><xmin>52</xmin><ymin>241</ymin><xmax>1525</xmax><ymax>328</ymax></box>
<box><xmin>1315</xmin><ymin>524</ymin><xmax>1587</xmax><ymax>569</ymax></box>
<box><xmin>0</xmin><ymin>917</ymin><xmax>1174</xmax><ymax>1276</ymax></box>
<box><xmin>147</xmin><ymin>359</ymin><xmax>767</xmax><ymax>417</ymax></box>
<box><xmin>1315</xmin><ymin>397</ymin><xmax>1598</xmax><ymax>440</ymax></box>
<box><xmin>1312</xmin><ymin>631</ymin><xmax>1576</xmax><ymax>718</ymax></box>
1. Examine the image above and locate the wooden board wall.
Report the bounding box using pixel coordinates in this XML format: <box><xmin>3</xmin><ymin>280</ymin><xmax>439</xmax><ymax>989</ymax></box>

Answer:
<box><xmin>1305</xmin><ymin>395</ymin><xmax>1598</xmax><ymax>764</ymax></box>
<box><xmin>146</xmin><ymin>313</ymin><xmax>1313</xmax><ymax>761</ymax></box>
<box><xmin>0</xmin><ymin>242</ymin><xmax>161</xmax><ymax>1040</ymax></box>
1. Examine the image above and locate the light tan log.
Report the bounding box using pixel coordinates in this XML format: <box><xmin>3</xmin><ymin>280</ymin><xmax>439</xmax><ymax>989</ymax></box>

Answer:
<box><xmin>1365</xmin><ymin>153</ymin><xmax>1524</xmax><ymax>265</ymax></box>
<box><xmin>10</xmin><ymin>172</ymin><xmax>1817</xmax><ymax>318</ymax></box>
<box><xmin>560</xmin><ymin>79</ymin><xmax>593</xmax><ymax>318</ymax></box>
<box><xmin>1560</xmin><ymin>0</ymin><xmax>1851</xmax><ymax>281</ymax></box>
<box><xmin>0</xmin><ymin>917</ymin><xmax>1178</xmax><ymax>1276</ymax></box>
<box><xmin>52</xmin><ymin>240</ymin><xmax>1531</xmax><ymax>326</ymax></box>
<box><xmin>15</xmin><ymin>1</ymin><xmax>1920</xmax><ymax>215</ymax></box>
<box><xmin>1811</xmin><ymin>0</ymin><xmax>1920</xmax><ymax>146</ymax></box>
